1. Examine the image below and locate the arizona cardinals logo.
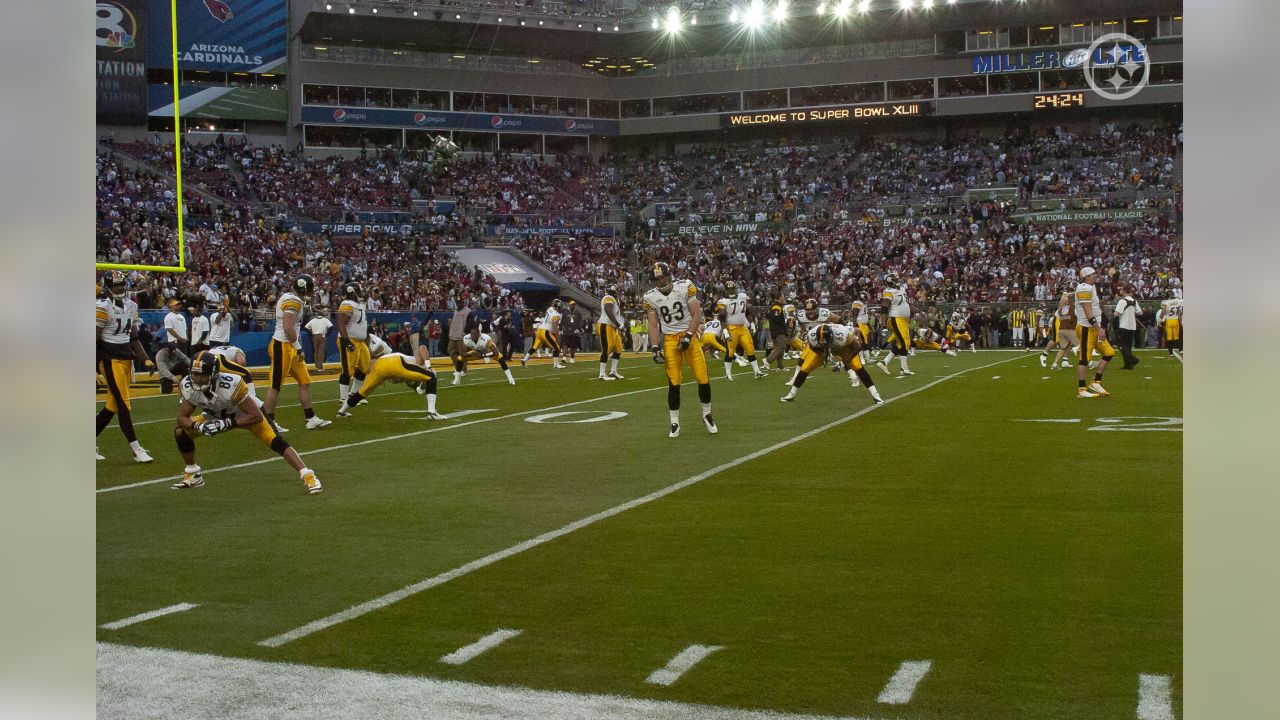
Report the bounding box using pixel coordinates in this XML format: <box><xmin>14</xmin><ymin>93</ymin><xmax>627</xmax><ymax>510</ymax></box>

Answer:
<box><xmin>202</xmin><ymin>0</ymin><xmax>234</xmax><ymax>22</ymax></box>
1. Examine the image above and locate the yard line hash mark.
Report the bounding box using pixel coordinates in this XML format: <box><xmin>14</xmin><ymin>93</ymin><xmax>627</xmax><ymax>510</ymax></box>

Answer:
<box><xmin>99</xmin><ymin>603</ymin><xmax>198</xmax><ymax>630</ymax></box>
<box><xmin>876</xmin><ymin>660</ymin><xmax>933</xmax><ymax>704</ymax></box>
<box><xmin>645</xmin><ymin>645</ymin><xmax>724</xmax><ymax>686</ymax></box>
<box><xmin>439</xmin><ymin>629</ymin><xmax>523</xmax><ymax>666</ymax></box>
<box><xmin>1137</xmin><ymin>673</ymin><xmax>1175</xmax><ymax>720</ymax></box>
<box><xmin>256</xmin><ymin>355</ymin><xmax>1023</xmax><ymax>648</ymax></box>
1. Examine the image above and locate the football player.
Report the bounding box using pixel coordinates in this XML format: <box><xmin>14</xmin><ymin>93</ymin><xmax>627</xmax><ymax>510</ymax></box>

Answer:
<box><xmin>170</xmin><ymin>352</ymin><xmax>321</xmax><ymax>494</ymax></box>
<box><xmin>1162</xmin><ymin>298</ymin><xmax>1183</xmax><ymax>360</ymax></box>
<box><xmin>716</xmin><ymin>281</ymin><xmax>767</xmax><ymax>380</ymax></box>
<box><xmin>461</xmin><ymin>326</ymin><xmax>516</xmax><ymax>385</ymax></box>
<box><xmin>205</xmin><ymin>344</ymin><xmax>256</xmax><ymax>397</ymax></box>
<box><xmin>336</xmin><ymin>280</ymin><xmax>371</xmax><ymax>404</ymax></box>
<box><xmin>1074</xmin><ymin>267</ymin><xmax>1114</xmax><ymax>398</ymax></box>
<box><xmin>644</xmin><ymin>262</ymin><xmax>716</xmax><ymax>438</ymax></box>
<box><xmin>596</xmin><ymin>286</ymin><xmax>626</xmax><ymax>380</ymax></box>
<box><xmin>336</xmin><ymin>349</ymin><xmax>443</xmax><ymax>419</ymax></box>
<box><xmin>781</xmin><ymin>323</ymin><xmax>883</xmax><ymax>405</ymax></box>
<box><xmin>1040</xmin><ymin>291</ymin><xmax>1078</xmax><ymax>369</ymax></box>
<box><xmin>95</xmin><ymin>270</ymin><xmax>154</xmax><ymax>463</ymax></box>
<box><xmin>699</xmin><ymin>317</ymin><xmax>729</xmax><ymax>360</ymax></box>
<box><xmin>875</xmin><ymin>272</ymin><xmax>915</xmax><ymax>376</ymax></box>
<box><xmin>947</xmin><ymin>302</ymin><xmax>977</xmax><ymax>354</ymax></box>
<box><xmin>522</xmin><ymin>300</ymin><xmax>564</xmax><ymax>368</ymax></box>
<box><xmin>263</xmin><ymin>274</ymin><xmax>331</xmax><ymax>431</ymax></box>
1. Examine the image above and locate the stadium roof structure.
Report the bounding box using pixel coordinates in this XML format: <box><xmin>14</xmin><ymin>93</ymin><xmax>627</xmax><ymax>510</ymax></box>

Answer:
<box><xmin>300</xmin><ymin>0</ymin><xmax>1182</xmax><ymax>65</ymax></box>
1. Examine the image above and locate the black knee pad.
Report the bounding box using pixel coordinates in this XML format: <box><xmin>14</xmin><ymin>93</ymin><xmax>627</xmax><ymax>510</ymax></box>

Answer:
<box><xmin>697</xmin><ymin>382</ymin><xmax>712</xmax><ymax>404</ymax></box>
<box><xmin>667</xmin><ymin>382</ymin><xmax>681</xmax><ymax>410</ymax></box>
<box><xmin>175</xmin><ymin>427</ymin><xmax>195</xmax><ymax>453</ymax></box>
<box><xmin>270</xmin><ymin>436</ymin><xmax>290</xmax><ymax>454</ymax></box>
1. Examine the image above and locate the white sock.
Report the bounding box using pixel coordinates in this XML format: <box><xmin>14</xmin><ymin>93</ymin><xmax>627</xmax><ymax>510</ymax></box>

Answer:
<box><xmin>750</xmin><ymin>360</ymin><xmax>760</xmax><ymax>374</ymax></box>
<box><xmin>130</xmin><ymin>441</ymin><xmax>143</xmax><ymax>452</ymax></box>
<box><xmin>184</xmin><ymin>463</ymin><xmax>200</xmax><ymax>474</ymax></box>
<box><xmin>848</xmin><ymin>369</ymin><xmax>858</xmax><ymax>382</ymax></box>
<box><xmin>724</xmin><ymin>363</ymin><xmax>733</xmax><ymax>379</ymax></box>
<box><xmin>351</xmin><ymin>377</ymin><xmax>364</xmax><ymax>395</ymax></box>
<box><xmin>701</xmin><ymin>403</ymin><xmax>712</xmax><ymax>416</ymax></box>
<box><xmin>504</xmin><ymin>369</ymin><xmax>514</xmax><ymax>382</ymax></box>
<box><xmin>868</xmin><ymin>385</ymin><xmax>883</xmax><ymax>401</ymax></box>
<box><xmin>899</xmin><ymin>355</ymin><xmax>909</xmax><ymax>372</ymax></box>
<box><xmin>427</xmin><ymin>394</ymin><xmax>437</xmax><ymax>413</ymax></box>
<box><xmin>599</xmin><ymin>362</ymin><xmax>607</xmax><ymax>377</ymax></box>
<box><xmin>609</xmin><ymin>358</ymin><xmax>618</xmax><ymax>373</ymax></box>
<box><xmin>339</xmin><ymin>382</ymin><xmax>349</xmax><ymax>400</ymax></box>
<box><xmin>245</xmin><ymin>381</ymin><xmax>257</xmax><ymax>397</ymax></box>
<box><xmin>784</xmin><ymin>386</ymin><xmax>797</xmax><ymax>398</ymax></box>
<box><xmin>669</xmin><ymin>409</ymin><xmax>679</xmax><ymax>424</ymax></box>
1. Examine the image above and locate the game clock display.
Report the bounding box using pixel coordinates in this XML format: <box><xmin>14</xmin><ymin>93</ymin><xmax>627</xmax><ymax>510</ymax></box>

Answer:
<box><xmin>1033</xmin><ymin>92</ymin><xmax>1086</xmax><ymax>109</ymax></box>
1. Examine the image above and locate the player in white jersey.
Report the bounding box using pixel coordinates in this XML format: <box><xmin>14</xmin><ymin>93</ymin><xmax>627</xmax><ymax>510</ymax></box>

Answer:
<box><xmin>95</xmin><ymin>270</ymin><xmax>154</xmax><ymax>463</ymax></box>
<box><xmin>170</xmin><ymin>352</ymin><xmax>322</xmax><ymax>494</ymax></box>
<box><xmin>522</xmin><ymin>300</ymin><xmax>564</xmax><ymax>368</ymax></box>
<box><xmin>462</xmin><ymin>326</ymin><xmax>516</xmax><ymax>385</ymax></box>
<box><xmin>716</xmin><ymin>281</ymin><xmax>766</xmax><ymax>380</ymax></box>
<box><xmin>700</xmin><ymin>318</ymin><xmax>729</xmax><ymax>358</ymax></box>
<box><xmin>595</xmin><ymin>286</ymin><xmax>626</xmax><ymax>380</ymax></box>
<box><xmin>780</xmin><ymin>322</ymin><xmax>883</xmax><ymax>404</ymax></box>
<box><xmin>264</xmin><ymin>274</ymin><xmax>331</xmax><ymax>431</ymax></box>
<box><xmin>367</xmin><ymin>333</ymin><xmax>392</xmax><ymax>359</ymax></box>
<box><xmin>876</xmin><ymin>272</ymin><xmax>915</xmax><ymax>376</ymax></box>
<box><xmin>204</xmin><ymin>344</ymin><xmax>256</xmax><ymax>397</ymax></box>
<box><xmin>643</xmin><ymin>262</ymin><xmax>716</xmax><ymax>438</ymax></box>
<box><xmin>337</xmin><ymin>280</ymin><xmax>371</xmax><ymax>404</ymax></box>
<box><xmin>946</xmin><ymin>305</ymin><xmax>977</xmax><ymax>354</ymax></box>
<box><xmin>1074</xmin><ymin>266</ymin><xmax>1115</xmax><ymax>397</ymax></box>
<box><xmin>336</xmin><ymin>350</ymin><xmax>443</xmax><ymax>420</ymax></box>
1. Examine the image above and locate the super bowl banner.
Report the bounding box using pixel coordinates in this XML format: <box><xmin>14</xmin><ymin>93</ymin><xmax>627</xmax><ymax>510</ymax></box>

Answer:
<box><xmin>149</xmin><ymin>0</ymin><xmax>286</xmax><ymax>73</ymax></box>
<box><xmin>96</xmin><ymin>1</ymin><xmax>148</xmax><ymax>123</ymax></box>
<box><xmin>301</xmin><ymin>106</ymin><xmax>621</xmax><ymax>136</ymax></box>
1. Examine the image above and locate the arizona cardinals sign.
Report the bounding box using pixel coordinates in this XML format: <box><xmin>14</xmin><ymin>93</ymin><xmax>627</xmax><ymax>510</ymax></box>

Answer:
<box><xmin>148</xmin><ymin>0</ymin><xmax>285</xmax><ymax>73</ymax></box>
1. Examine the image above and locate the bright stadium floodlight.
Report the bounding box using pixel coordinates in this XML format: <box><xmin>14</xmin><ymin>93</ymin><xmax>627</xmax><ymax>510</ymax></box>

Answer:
<box><xmin>857</xmin><ymin>0</ymin><xmax>871</xmax><ymax>13</ymax></box>
<box><xmin>744</xmin><ymin>0</ymin><xmax>764</xmax><ymax>28</ymax></box>
<box><xmin>652</xmin><ymin>17</ymin><xmax>659</xmax><ymax>29</ymax></box>
<box><xmin>817</xmin><ymin>1</ymin><xmax>826</xmax><ymax>14</ymax></box>
<box><xmin>834</xmin><ymin>0</ymin><xmax>851</xmax><ymax>18</ymax></box>
<box><xmin>324</xmin><ymin>3</ymin><xmax>331</xmax><ymax>9</ymax></box>
<box><xmin>347</xmin><ymin>6</ymin><xmax>354</xmax><ymax>14</ymax></box>
<box><xmin>899</xmin><ymin>0</ymin><xmax>912</xmax><ymax>10</ymax></box>
<box><xmin>921</xmin><ymin>0</ymin><xmax>934</xmax><ymax>9</ymax></box>
<box><xmin>773</xmin><ymin>0</ymin><xmax>788</xmax><ymax>23</ymax></box>
<box><xmin>371</xmin><ymin>7</ymin><xmax>377</xmax><ymax>13</ymax></box>
<box><xmin>665</xmin><ymin>6</ymin><xmax>682</xmax><ymax>34</ymax></box>
<box><xmin>691</xmin><ymin>14</ymin><xmax>697</xmax><ymax>25</ymax></box>
<box><xmin>730</xmin><ymin>8</ymin><xmax>739</xmax><ymax>23</ymax></box>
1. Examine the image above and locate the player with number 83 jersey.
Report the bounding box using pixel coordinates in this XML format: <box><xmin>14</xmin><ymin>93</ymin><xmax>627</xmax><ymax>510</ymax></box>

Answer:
<box><xmin>643</xmin><ymin>262</ymin><xmax>716</xmax><ymax>438</ymax></box>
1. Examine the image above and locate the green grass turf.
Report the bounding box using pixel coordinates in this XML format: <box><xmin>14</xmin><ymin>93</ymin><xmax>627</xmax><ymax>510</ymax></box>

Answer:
<box><xmin>97</xmin><ymin>350</ymin><xmax>1182</xmax><ymax>719</ymax></box>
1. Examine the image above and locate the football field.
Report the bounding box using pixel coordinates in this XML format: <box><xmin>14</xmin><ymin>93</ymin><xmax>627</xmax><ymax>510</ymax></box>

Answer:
<box><xmin>96</xmin><ymin>350</ymin><xmax>1182</xmax><ymax>720</ymax></box>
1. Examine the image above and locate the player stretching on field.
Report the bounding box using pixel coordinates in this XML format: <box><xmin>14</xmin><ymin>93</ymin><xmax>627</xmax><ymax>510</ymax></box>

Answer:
<box><xmin>781</xmin><ymin>323</ymin><xmax>883</xmax><ymax>405</ymax></box>
<box><xmin>644</xmin><ymin>262</ymin><xmax>716</xmax><ymax>438</ymax></box>
<box><xmin>171</xmin><ymin>352</ymin><xmax>322</xmax><ymax>494</ymax></box>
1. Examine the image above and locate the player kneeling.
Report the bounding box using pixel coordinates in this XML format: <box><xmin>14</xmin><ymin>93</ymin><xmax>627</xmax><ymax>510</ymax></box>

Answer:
<box><xmin>336</xmin><ymin>346</ymin><xmax>444</xmax><ymax>419</ymax></box>
<box><xmin>171</xmin><ymin>352</ymin><xmax>321</xmax><ymax>494</ymax></box>
<box><xmin>782</xmin><ymin>323</ymin><xmax>883</xmax><ymax>405</ymax></box>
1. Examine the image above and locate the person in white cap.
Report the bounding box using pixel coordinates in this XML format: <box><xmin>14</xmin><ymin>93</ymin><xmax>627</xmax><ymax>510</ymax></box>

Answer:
<box><xmin>1073</xmin><ymin>266</ymin><xmax>1115</xmax><ymax>398</ymax></box>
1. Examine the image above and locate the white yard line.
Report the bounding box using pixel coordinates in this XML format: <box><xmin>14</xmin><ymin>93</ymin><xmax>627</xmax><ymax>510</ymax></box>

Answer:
<box><xmin>644</xmin><ymin>645</ymin><xmax>724</xmax><ymax>687</ymax></box>
<box><xmin>438</xmin><ymin>629</ymin><xmax>523</xmax><ymax>666</ymax></box>
<box><xmin>256</xmin><ymin>355</ymin><xmax>1022</xmax><ymax>648</ymax></box>
<box><xmin>875</xmin><ymin>660</ymin><xmax>933</xmax><ymax>705</ymax></box>
<box><xmin>99</xmin><ymin>603</ymin><xmax>198</xmax><ymax>630</ymax></box>
<box><xmin>1137</xmin><ymin>674</ymin><xmax>1175</xmax><ymax>720</ymax></box>
<box><xmin>97</xmin><ymin>642</ymin><xmax>885</xmax><ymax>720</ymax></box>
<box><xmin>98</xmin><ymin>380</ymin><xmax>673</xmax><ymax>495</ymax></box>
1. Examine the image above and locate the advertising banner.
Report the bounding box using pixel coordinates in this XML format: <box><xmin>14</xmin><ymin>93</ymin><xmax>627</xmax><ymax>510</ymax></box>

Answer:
<box><xmin>1011</xmin><ymin>208</ymin><xmax>1159</xmax><ymax>224</ymax></box>
<box><xmin>96</xmin><ymin>1</ymin><xmax>148</xmax><ymax>123</ymax></box>
<box><xmin>721</xmin><ymin>102</ymin><xmax>932</xmax><ymax>128</ymax></box>
<box><xmin>485</xmin><ymin>225</ymin><xmax>615</xmax><ymax>238</ymax></box>
<box><xmin>662</xmin><ymin>220</ymin><xmax>782</xmax><ymax>235</ymax></box>
<box><xmin>149</xmin><ymin>0</ymin><xmax>287</xmax><ymax>73</ymax></box>
<box><xmin>301</xmin><ymin>106</ymin><xmax>621</xmax><ymax>136</ymax></box>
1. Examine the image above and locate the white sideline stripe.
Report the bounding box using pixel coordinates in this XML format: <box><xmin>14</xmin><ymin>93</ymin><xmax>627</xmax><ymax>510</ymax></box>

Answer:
<box><xmin>645</xmin><ymin>645</ymin><xmax>724</xmax><ymax>687</ymax></box>
<box><xmin>256</xmin><ymin>355</ymin><xmax>1021</xmax><ymax>648</ymax></box>
<box><xmin>439</xmin><ymin>629</ymin><xmax>523</xmax><ymax>665</ymax></box>
<box><xmin>1137</xmin><ymin>673</ymin><xmax>1175</xmax><ymax>720</ymax></box>
<box><xmin>876</xmin><ymin>660</ymin><xmax>932</xmax><ymax>705</ymax></box>
<box><xmin>97</xmin><ymin>642</ymin><xmax>885</xmax><ymax>720</ymax></box>
<box><xmin>99</xmin><ymin>603</ymin><xmax>198</xmax><ymax>630</ymax></box>
<box><xmin>98</xmin><ymin>371</ymin><xmax>663</xmax><ymax>494</ymax></box>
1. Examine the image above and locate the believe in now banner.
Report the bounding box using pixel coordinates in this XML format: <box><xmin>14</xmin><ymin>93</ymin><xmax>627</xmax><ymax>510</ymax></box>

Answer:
<box><xmin>149</xmin><ymin>0</ymin><xmax>286</xmax><ymax>73</ymax></box>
